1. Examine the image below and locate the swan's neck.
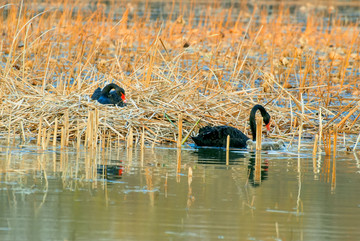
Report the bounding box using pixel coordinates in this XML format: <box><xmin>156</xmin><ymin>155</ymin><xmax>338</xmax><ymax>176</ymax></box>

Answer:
<box><xmin>249</xmin><ymin>105</ymin><xmax>268</xmax><ymax>141</ymax></box>
<box><xmin>101</xmin><ymin>83</ymin><xmax>118</xmax><ymax>95</ymax></box>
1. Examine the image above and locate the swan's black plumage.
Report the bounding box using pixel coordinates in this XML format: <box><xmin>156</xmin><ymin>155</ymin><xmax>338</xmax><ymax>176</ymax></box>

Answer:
<box><xmin>91</xmin><ymin>83</ymin><xmax>126</xmax><ymax>107</ymax></box>
<box><xmin>192</xmin><ymin>105</ymin><xmax>271</xmax><ymax>148</ymax></box>
<box><xmin>192</xmin><ymin>125</ymin><xmax>250</xmax><ymax>148</ymax></box>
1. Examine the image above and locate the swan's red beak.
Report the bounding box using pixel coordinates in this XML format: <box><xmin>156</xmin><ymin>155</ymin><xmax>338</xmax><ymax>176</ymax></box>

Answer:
<box><xmin>265</xmin><ymin>122</ymin><xmax>271</xmax><ymax>131</ymax></box>
<box><xmin>121</xmin><ymin>93</ymin><xmax>126</xmax><ymax>103</ymax></box>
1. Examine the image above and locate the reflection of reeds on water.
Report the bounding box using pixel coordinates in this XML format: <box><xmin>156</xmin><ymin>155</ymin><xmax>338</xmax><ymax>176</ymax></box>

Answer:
<box><xmin>331</xmin><ymin>126</ymin><xmax>337</xmax><ymax>192</ymax></box>
<box><xmin>187</xmin><ymin>166</ymin><xmax>194</xmax><ymax>209</ymax></box>
<box><xmin>176</xmin><ymin>148</ymin><xmax>181</xmax><ymax>175</ymax></box>
<box><xmin>322</xmin><ymin>125</ymin><xmax>338</xmax><ymax>157</ymax></box>
<box><xmin>226</xmin><ymin>135</ymin><xmax>230</xmax><ymax>165</ymax></box>
<box><xmin>312</xmin><ymin>134</ymin><xmax>319</xmax><ymax>156</ymax></box>
<box><xmin>0</xmin><ymin>1</ymin><xmax>359</xmax><ymax>154</ymax></box>
<box><xmin>140</xmin><ymin>127</ymin><xmax>145</xmax><ymax>164</ymax></box>
<box><xmin>317</xmin><ymin>125</ymin><xmax>338</xmax><ymax>190</ymax></box>
<box><xmin>254</xmin><ymin>151</ymin><xmax>262</xmax><ymax>186</ymax></box>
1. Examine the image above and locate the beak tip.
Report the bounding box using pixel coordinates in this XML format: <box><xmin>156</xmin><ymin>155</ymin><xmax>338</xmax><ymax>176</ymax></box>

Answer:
<box><xmin>266</xmin><ymin>123</ymin><xmax>270</xmax><ymax>132</ymax></box>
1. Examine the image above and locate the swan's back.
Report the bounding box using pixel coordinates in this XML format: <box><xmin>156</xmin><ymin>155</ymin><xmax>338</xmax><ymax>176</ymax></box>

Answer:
<box><xmin>91</xmin><ymin>88</ymin><xmax>102</xmax><ymax>100</ymax></box>
<box><xmin>192</xmin><ymin>126</ymin><xmax>249</xmax><ymax>148</ymax></box>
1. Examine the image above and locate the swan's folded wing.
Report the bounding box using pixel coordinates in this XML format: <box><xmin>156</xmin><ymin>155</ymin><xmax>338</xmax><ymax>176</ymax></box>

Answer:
<box><xmin>91</xmin><ymin>88</ymin><xmax>102</xmax><ymax>100</ymax></box>
<box><xmin>98</xmin><ymin>95</ymin><xmax>112</xmax><ymax>104</ymax></box>
<box><xmin>192</xmin><ymin>127</ymin><xmax>223</xmax><ymax>147</ymax></box>
<box><xmin>192</xmin><ymin>126</ymin><xmax>249</xmax><ymax>148</ymax></box>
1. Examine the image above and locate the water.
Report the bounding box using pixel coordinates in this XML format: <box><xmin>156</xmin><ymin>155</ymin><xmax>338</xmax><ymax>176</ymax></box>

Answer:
<box><xmin>1</xmin><ymin>144</ymin><xmax>359</xmax><ymax>240</ymax></box>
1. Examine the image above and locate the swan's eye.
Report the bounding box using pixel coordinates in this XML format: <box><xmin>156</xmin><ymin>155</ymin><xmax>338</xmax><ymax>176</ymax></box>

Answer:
<box><xmin>121</xmin><ymin>93</ymin><xmax>126</xmax><ymax>103</ymax></box>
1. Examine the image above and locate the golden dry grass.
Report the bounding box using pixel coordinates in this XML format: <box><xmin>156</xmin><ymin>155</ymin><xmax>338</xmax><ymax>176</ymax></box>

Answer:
<box><xmin>0</xmin><ymin>0</ymin><xmax>359</xmax><ymax>150</ymax></box>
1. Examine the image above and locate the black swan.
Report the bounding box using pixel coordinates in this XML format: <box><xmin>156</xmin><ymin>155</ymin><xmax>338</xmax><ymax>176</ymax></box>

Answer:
<box><xmin>192</xmin><ymin>105</ymin><xmax>270</xmax><ymax>148</ymax></box>
<box><xmin>91</xmin><ymin>83</ymin><xmax>126</xmax><ymax>107</ymax></box>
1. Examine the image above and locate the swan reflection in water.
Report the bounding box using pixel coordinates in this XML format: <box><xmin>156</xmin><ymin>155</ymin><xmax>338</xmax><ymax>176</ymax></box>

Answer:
<box><xmin>193</xmin><ymin>148</ymin><xmax>268</xmax><ymax>187</ymax></box>
<box><xmin>97</xmin><ymin>161</ymin><xmax>124</xmax><ymax>180</ymax></box>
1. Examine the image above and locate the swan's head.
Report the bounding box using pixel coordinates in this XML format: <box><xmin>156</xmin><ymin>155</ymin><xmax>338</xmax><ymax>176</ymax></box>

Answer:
<box><xmin>121</xmin><ymin>92</ymin><xmax>126</xmax><ymax>103</ymax></box>
<box><xmin>246</xmin><ymin>139</ymin><xmax>254</xmax><ymax>147</ymax></box>
<box><xmin>120</xmin><ymin>89</ymin><xmax>126</xmax><ymax>103</ymax></box>
<box><xmin>116</xmin><ymin>87</ymin><xmax>126</xmax><ymax>103</ymax></box>
<box><xmin>263</xmin><ymin>112</ymin><xmax>271</xmax><ymax>131</ymax></box>
<box><xmin>276</xmin><ymin>140</ymin><xmax>285</xmax><ymax>147</ymax></box>
<box><xmin>266</xmin><ymin>140</ymin><xmax>286</xmax><ymax>150</ymax></box>
<box><xmin>246</xmin><ymin>139</ymin><xmax>285</xmax><ymax>150</ymax></box>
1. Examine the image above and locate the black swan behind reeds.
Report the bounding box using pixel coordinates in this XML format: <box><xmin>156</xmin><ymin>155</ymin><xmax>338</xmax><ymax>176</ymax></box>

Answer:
<box><xmin>192</xmin><ymin>105</ymin><xmax>270</xmax><ymax>148</ymax></box>
<box><xmin>91</xmin><ymin>83</ymin><xmax>126</xmax><ymax>107</ymax></box>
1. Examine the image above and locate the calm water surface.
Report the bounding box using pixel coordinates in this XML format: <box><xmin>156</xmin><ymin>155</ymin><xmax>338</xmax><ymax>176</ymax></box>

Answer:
<box><xmin>1</xmin><ymin>144</ymin><xmax>360</xmax><ymax>241</ymax></box>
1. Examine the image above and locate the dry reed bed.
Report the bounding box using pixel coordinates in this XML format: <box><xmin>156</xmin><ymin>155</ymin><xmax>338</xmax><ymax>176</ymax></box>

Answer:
<box><xmin>0</xmin><ymin>1</ymin><xmax>359</xmax><ymax>149</ymax></box>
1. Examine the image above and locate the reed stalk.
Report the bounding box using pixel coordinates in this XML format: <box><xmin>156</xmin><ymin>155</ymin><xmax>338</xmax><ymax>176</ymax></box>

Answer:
<box><xmin>333</xmin><ymin>125</ymin><xmax>337</xmax><ymax>157</ymax></box>
<box><xmin>20</xmin><ymin>121</ymin><xmax>25</xmax><ymax>143</ymax></box>
<box><xmin>141</xmin><ymin>127</ymin><xmax>145</xmax><ymax>164</ymax></box>
<box><xmin>127</xmin><ymin>128</ymin><xmax>134</xmax><ymax>149</ymax></box>
<box><xmin>76</xmin><ymin>120</ymin><xmax>80</xmax><ymax>150</ymax></box>
<box><xmin>60</xmin><ymin>127</ymin><xmax>65</xmax><ymax>150</ymax></box>
<box><xmin>41</xmin><ymin>129</ymin><xmax>46</xmax><ymax>150</ymax></box>
<box><xmin>45</xmin><ymin>129</ymin><xmax>51</xmax><ymax>150</ymax></box>
<box><xmin>107</xmin><ymin>131</ymin><xmax>111</xmax><ymax>149</ymax></box>
<box><xmin>256</xmin><ymin>118</ymin><xmax>262</xmax><ymax>151</ymax></box>
<box><xmin>226</xmin><ymin>135</ymin><xmax>230</xmax><ymax>165</ymax></box>
<box><xmin>298</xmin><ymin>94</ymin><xmax>304</xmax><ymax>152</ymax></box>
<box><xmin>101</xmin><ymin>128</ymin><xmax>106</xmax><ymax>150</ymax></box>
<box><xmin>7</xmin><ymin>114</ymin><xmax>11</xmax><ymax>146</ymax></box>
<box><xmin>318</xmin><ymin>108</ymin><xmax>322</xmax><ymax>154</ymax></box>
<box><xmin>12</xmin><ymin>128</ymin><xmax>16</xmax><ymax>146</ymax></box>
<box><xmin>37</xmin><ymin>117</ymin><xmax>43</xmax><ymax>146</ymax></box>
<box><xmin>87</xmin><ymin>112</ymin><xmax>93</xmax><ymax>149</ymax></box>
<box><xmin>64</xmin><ymin>110</ymin><xmax>69</xmax><ymax>146</ymax></box>
<box><xmin>177</xmin><ymin>114</ymin><xmax>183</xmax><ymax>148</ymax></box>
<box><xmin>141</xmin><ymin>127</ymin><xmax>145</xmax><ymax>150</ymax></box>
<box><xmin>53</xmin><ymin>117</ymin><xmax>58</xmax><ymax>146</ymax></box>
